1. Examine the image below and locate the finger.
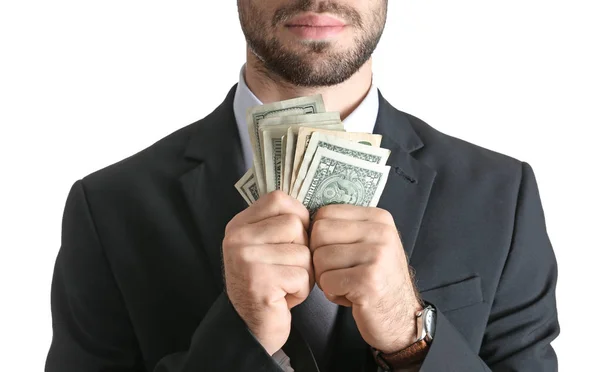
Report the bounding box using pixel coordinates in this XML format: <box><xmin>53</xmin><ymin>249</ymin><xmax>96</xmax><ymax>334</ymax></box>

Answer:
<box><xmin>273</xmin><ymin>265</ymin><xmax>313</xmax><ymax>309</ymax></box>
<box><xmin>313</xmin><ymin>205</ymin><xmax>394</xmax><ymax>226</ymax></box>
<box><xmin>232</xmin><ymin>214</ymin><xmax>308</xmax><ymax>245</ymax></box>
<box><xmin>228</xmin><ymin>191</ymin><xmax>309</xmax><ymax>231</ymax></box>
<box><xmin>319</xmin><ymin>265</ymin><xmax>379</xmax><ymax>306</ymax></box>
<box><xmin>310</xmin><ymin>219</ymin><xmax>397</xmax><ymax>250</ymax></box>
<box><xmin>239</xmin><ymin>244</ymin><xmax>312</xmax><ymax>272</ymax></box>
<box><xmin>324</xmin><ymin>293</ymin><xmax>352</xmax><ymax>307</ymax></box>
<box><xmin>312</xmin><ymin>243</ymin><xmax>375</xmax><ymax>283</ymax></box>
<box><xmin>319</xmin><ymin>266</ymin><xmax>354</xmax><ymax>298</ymax></box>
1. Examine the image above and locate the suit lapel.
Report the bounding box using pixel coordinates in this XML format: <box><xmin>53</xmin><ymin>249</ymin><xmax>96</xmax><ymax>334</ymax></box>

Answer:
<box><xmin>178</xmin><ymin>85</ymin><xmax>248</xmax><ymax>290</ymax></box>
<box><xmin>333</xmin><ymin>92</ymin><xmax>437</xmax><ymax>372</ymax></box>
<box><xmin>374</xmin><ymin>92</ymin><xmax>437</xmax><ymax>261</ymax></box>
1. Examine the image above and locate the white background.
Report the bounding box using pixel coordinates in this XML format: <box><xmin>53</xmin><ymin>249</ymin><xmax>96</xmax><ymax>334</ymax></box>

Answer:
<box><xmin>1</xmin><ymin>0</ymin><xmax>598</xmax><ymax>370</ymax></box>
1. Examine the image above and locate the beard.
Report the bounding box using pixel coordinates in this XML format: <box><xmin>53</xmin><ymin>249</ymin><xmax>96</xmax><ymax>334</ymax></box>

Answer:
<box><xmin>238</xmin><ymin>0</ymin><xmax>387</xmax><ymax>87</ymax></box>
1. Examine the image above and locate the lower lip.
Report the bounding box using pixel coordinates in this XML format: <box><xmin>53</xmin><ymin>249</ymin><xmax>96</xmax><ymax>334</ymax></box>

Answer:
<box><xmin>286</xmin><ymin>25</ymin><xmax>345</xmax><ymax>40</ymax></box>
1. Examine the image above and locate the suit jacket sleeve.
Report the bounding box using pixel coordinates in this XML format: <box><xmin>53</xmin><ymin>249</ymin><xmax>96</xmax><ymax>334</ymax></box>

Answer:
<box><xmin>45</xmin><ymin>180</ymin><xmax>283</xmax><ymax>372</ymax></box>
<box><xmin>419</xmin><ymin>162</ymin><xmax>559</xmax><ymax>371</ymax></box>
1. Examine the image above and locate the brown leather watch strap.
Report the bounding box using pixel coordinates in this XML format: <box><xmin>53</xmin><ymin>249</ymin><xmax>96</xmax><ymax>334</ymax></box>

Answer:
<box><xmin>373</xmin><ymin>339</ymin><xmax>430</xmax><ymax>371</ymax></box>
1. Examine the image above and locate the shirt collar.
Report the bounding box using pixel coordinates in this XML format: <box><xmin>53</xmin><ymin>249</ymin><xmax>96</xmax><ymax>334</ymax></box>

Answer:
<box><xmin>341</xmin><ymin>79</ymin><xmax>379</xmax><ymax>134</ymax></box>
<box><xmin>233</xmin><ymin>66</ymin><xmax>261</xmax><ymax>170</ymax></box>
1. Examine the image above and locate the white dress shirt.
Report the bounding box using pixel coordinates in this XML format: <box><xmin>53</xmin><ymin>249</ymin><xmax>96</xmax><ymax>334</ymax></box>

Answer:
<box><xmin>231</xmin><ymin>65</ymin><xmax>381</xmax><ymax>371</ymax></box>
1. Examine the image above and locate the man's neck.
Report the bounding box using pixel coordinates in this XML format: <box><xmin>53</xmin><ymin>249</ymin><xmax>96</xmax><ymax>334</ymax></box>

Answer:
<box><xmin>244</xmin><ymin>49</ymin><xmax>373</xmax><ymax>121</ymax></box>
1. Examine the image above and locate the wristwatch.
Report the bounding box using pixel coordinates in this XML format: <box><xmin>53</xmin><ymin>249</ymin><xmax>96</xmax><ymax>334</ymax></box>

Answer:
<box><xmin>372</xmin><ymin>305</ymin><xmax>437</xmax><ymax>371</ymax></box>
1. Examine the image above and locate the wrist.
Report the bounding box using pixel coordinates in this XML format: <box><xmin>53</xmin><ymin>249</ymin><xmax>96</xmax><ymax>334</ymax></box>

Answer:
<box><xmin>373</xmin><ymin>305</ymin><xmax>436</xmax><ymax>371</ymax></box>
<box><xmin>379</xmin><ymin>301</ymin><xmax>423</xmax><ymax>353</ymax></box>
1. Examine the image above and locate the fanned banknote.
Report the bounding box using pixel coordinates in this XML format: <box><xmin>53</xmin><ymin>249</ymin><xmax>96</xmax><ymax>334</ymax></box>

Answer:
<box><xmin>246</xmin><ymin>95</ymin><xmax>325</xmax><ymax>195</ymax></box>
<box><xmin>236</xmin><ymin>94</ymin><xmax>391</xmax><ymax>211</ymax></box>
<box><xmin>290</xmin><ymin>132</ymin><xmax>390</xmax><ymax>198</ymax></box>
<box><xmin>282</xmin><ymin>123</ymin><xmax>344</xmax><ymax>193</ymax></box>
<box><xmin>259</xmin><ymin>112</ymin><xmax>342</xmax><ymax>193</ymax></box>
<box><xmin>234</xmin><ymin>167</ymin><xmax>259</xmax><ymax>204</ymax></box>
<box><xmin>296</xmin><ymin>147</ymin><xmax>390</xmax><ymax>214</ymax></box>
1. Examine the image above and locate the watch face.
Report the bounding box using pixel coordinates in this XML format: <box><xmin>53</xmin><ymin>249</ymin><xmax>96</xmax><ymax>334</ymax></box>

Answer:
<box><xmin>424</xmin><ymin>308</ymin><xmax>436</xmax><ymax>340</ymax></box>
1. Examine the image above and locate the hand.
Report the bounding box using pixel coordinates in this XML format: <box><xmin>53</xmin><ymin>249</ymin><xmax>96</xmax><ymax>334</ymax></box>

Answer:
<box><xmin>222</xmin><ymin>191</ymin><xmax>314</xmax><ymax>355</ymax></box>
<box><xmin>310</xmin><ymin>205</ymin><xmax>423</xmax><ymax>353</ymax></box>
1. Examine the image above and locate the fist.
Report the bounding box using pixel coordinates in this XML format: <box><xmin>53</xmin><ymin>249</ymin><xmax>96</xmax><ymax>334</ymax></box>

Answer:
<box><xmin>310</xmin><ymin>205</ymin><xmax>423</xmax><ymax>353</ymax></box>
<box><xmin>222</xmin><ymin>191</ymin><xmax>313</xmax><ymax>355</ymax></box>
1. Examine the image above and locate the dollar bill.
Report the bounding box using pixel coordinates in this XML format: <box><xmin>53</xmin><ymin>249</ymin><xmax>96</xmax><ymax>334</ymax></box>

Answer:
<box><xmin>243</xmin><ymin>176</ymin><xmax>260</xmax><ymax>204</ymax></box>
<box><xmin>261</xmin><ymin>126</ymin><xmax>288</xmax><ymax>193</ymax></box>
<box><xmin>282</xmin><ymin>128</ymin><xmax>296</xmax><ymax>193</ymax></box>
<box><xmin>291</xmin><ymin>133</ymin><xmax>390</xmax><ymax>198</ymax></box>
<box><xmin>283</xmin><ymin>124</ymin><xmax>344</xmax><ymax>193</ymax></box>
<box><xmin>234</xmin><ymin>167</ymin><xmax>259</xmax><ymax>205</ymax></box>
<box><xmin>259</xmin><ymin>113</ymin><xmax>342</xmax><ymax>193</ymax></box>
<box><xmin>290</xmin><ymin>128</ymin><xmax>383</xmax><ymax>196</ymax></box>
<box><xmin>246</xmin><ymin>95</ymin><xmax>326</xmax><ymax>195</ymax></box>
<box><xmin>295</xmin><ymin>148</ymin><xmax>390</xmax><ymax>215</ymax></box>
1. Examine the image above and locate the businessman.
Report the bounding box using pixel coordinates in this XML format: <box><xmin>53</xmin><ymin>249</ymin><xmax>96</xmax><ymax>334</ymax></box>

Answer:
<box><xmin>46</xmin><ymin>0</ymin><xmax>559</xmax><ymax>371</ymax></box>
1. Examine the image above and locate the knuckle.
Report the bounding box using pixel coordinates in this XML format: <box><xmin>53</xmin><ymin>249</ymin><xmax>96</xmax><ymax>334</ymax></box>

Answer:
<box><xmin>311</xmin><ymin>218</ymin><xmax>327</xmax><ymax>237</ymax></box>
<box><xmin>268</xmin><ymin>190</ymin><xmax>289</xmax><ymax>205</ymax></box>
<box><xmin>233</xmin><ymin>225</ymin><xmax>254</xmax><ymax>245</ymax></box>
<box><xmin>222</xmin><ymin>233</ymin><xmax>237</xmax><ymax>252</ymax></box>
<box><xmin>376</xmin><ymin>208</ymin><xmax>394</xmax><ymax>224</ymax></box>
<box><xmin>237</xmin><ymin>245</ymin><xmax>257</xmax><ymax>264</ymax></box>
<box><xmin>223</xmin><ymin>230</ymin><xmax>238</xmax><ymax>248</ymax></box>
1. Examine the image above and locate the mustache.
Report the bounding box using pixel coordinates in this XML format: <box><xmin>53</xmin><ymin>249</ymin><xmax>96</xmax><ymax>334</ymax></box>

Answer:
<box><xmin>273</xmin><ymin>0</ymin><xmax>363</xmax><ymax>28</ymax></box>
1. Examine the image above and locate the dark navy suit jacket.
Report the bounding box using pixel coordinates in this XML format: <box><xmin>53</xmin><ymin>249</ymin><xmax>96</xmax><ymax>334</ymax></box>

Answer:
<box><xmin>46</xmin><ymin>86</ymin><xmax>559</xmax><ymax>371</ymax></box>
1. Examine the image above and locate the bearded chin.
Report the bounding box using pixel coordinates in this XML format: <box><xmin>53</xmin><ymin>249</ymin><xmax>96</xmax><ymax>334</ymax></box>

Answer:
<box><xmin>247</xmin><ymin>39</ymin><xmax>351</xmax><ymax>86</ymax></box>
<box><xmin>246</xmin><ymin>34</ymin><xmax>381</xmax><ymax>87</ymax></box>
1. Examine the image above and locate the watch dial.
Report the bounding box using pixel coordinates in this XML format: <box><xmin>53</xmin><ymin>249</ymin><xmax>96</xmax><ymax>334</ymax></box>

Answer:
<box><xmin>425</xmin><ymin>310</ymin><xmax>436</xmax><ymax>337</ymax></box>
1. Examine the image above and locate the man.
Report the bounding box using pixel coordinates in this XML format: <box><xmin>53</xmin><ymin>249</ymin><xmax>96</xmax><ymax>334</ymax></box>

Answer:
<box><xmin>46</xmin><ymin>0</ymin><xmax>559</xmax><ymax>371</ymax></box>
